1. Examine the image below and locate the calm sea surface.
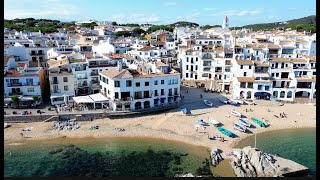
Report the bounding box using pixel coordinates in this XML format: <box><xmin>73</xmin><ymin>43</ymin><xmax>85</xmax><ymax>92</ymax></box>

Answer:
<box><xmin>235</xmin><ymin>128</ymin><xmax>316</xmax><ymax>176</ymax></box>
<box><xmin>4</xmin><ymin>137</ymin><xmax>215</xmax><ymax>177</ymax></box>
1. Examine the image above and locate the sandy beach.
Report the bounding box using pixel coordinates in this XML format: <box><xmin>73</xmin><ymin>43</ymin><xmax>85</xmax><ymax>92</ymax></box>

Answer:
<box><xmin>4</xmin><ymin>87</ymin><xmax>316</xmax><ymax>157</ymax></box>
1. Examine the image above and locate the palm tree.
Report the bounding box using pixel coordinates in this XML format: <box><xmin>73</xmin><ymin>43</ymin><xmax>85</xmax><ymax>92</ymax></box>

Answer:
<box><xmin>11</xmin><ymin>95</ymin><xmax>20</xmax><ymax>108</ymax></box>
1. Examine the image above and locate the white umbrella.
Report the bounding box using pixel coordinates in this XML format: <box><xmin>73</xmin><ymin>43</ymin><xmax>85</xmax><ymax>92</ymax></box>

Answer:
<box><xmin>64</xmin><ymin>94</ymin><xmax>68</xmax><ymax>105</ymax></box>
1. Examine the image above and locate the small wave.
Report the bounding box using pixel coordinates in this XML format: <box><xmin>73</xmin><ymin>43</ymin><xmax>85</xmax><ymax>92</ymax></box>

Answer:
<box><xmin>7</xmin><ymin>143</ymin><xmax>24</xmax><ymax>146</ymax></box>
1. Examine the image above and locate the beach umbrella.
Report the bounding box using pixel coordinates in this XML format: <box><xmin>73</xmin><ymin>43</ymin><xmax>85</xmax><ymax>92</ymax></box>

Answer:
<box><xmin>64</xmin><ymin>94</ymin><xmax>68</xmax><ymax>105</ymax></box>
<box><xmin>196</xmin><ymin>119</ymin><xmax>204</xmax><ymax>123</ymax></box>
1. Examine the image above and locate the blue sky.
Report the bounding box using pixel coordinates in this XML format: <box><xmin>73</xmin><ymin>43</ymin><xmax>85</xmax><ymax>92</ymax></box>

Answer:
<box><xmin>4</xmin><ymin>0</ymin><xmax>316</xmax><ymax>26</ymax></box>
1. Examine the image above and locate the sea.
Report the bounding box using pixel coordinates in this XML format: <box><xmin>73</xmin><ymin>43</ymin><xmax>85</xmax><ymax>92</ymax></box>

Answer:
<box><xmin>235</xmin><ymin>128</ymin><xmax>316</xmax><ymax>176</ymax></box>
<box><xmin>4</xmin><ymin>128</ymin><xmax>316</xmax><ymax>177</ymax></box>
<box><xmin>4</xmin><ymin>137</ymin><xmax>215</xmax><ymax>177</ymax></box>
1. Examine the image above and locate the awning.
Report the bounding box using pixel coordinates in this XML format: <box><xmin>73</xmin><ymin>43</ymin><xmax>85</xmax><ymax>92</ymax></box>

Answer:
<box><xmin>50</xmin><ymin>93</ymin><xmax>75</xmax><ymax>99</ymax></box>
<box><xmin>4</xmin><ymin>98</ymin><xmax>12</xmax><ymax>102</ymax></box>
<box><xmin>88</xmin><ymin>93</ymin><xmax>109</xmax><ymax>102</ymax></box>
<box><xmin>19</xmin><ymin>96</ymin><xmax>34</xmax><ymax>101</ymax></box>
<box><xmin>72</xmin><ymin>96</ymin><xmax>94</xmax><ymax>103</ymax></box>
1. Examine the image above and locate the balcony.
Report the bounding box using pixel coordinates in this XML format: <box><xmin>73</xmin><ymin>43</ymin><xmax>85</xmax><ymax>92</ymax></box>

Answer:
<box><xmin>74</xmin><ymin>67</ymin><xmax>87</xmax><ymax>71</ymax></box>
<box><xmin>91</xmin><ymin>80</ymin><xmax>99</xmax><ymax>84</ymax></box>
<box><xmin>51</xmin><ymin>89</ymin><xmax>61</xmax><ymax>93</ymax></box>
<box><xmin>9</xmin><ymin>92</ymin><xmax>23</xmax><ymax>96</ymax></box>
<box><xmin>7</xmin><ymin>82</ymin><xmax>22</xmax><ymax>87</ymax></box>
<box><xmin>134</xmin><ymin>96</ymin><xmax>143</xmax><ymax>99</ymax></box>
<box><xmin>90</xmin><ymin>72</ymin><xmax>99</xmax><ymax>76</ymax></box>
<box><xmin>29</xmin><ymin>52</ymin><xmax>44</xmax><ymax>56</ymax></box>
<box><xmin>77</xmin><ymin>77</ymin><xmax>88</xmax><ymax>80</ymax></box>
<box><xmin>51</xmin><ymin>81</ymin><xmax>59</xmax><ymax>84</ymax></box>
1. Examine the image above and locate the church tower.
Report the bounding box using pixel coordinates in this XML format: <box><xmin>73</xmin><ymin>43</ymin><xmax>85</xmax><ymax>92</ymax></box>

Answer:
<box><xmin>222</xmin><ymin>16</ymin><xmax>229</xmax><ymax>29</ymax></box>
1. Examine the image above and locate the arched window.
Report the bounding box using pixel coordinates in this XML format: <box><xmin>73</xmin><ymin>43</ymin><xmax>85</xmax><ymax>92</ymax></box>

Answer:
<box><xmin>280</xmin><ymin>91</ymin><xmax>285</xmax><ymax>98</ymax></box>
<box><xmin>273</xmin><ymin>91</ymin><xmax>278</xmax><ymax>98</ymax></box>
<box><xmin>287</xmin><ymin>91</ymin><xmax>292</xmax><ymax>98</ymax></box>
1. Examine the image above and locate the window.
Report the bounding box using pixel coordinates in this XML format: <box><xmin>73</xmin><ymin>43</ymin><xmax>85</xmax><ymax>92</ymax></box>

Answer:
<box><xmin>154</xmin><ymin>90</ymin><xmax>158</xmax><ymax>96</ymax></box>
<box><xmin>258</xmin><ymin>85</ymin><xmax>262</xmax><ymax>90</ymax></box>
<box><xmin>161</xmin><ymin>89</ymin><xmax>164</xmax><ymax>96</ymax></box>
<box><xmin>191</xmin><ymin>57</ymin><xmax>194</xmax><ymax>63</ymax></box>
<box><xmin>115</xmin><ymin>92</ymin><xmax>119</xmax><ymax>99</ymax></box>
<box><xmin>196</xmin><ymin>57</ymin><xmax>198</xmax><ymax>61</ymax></box>
<box><xmin>154</xmin><ymin>80</ymin><xmax>158</xmax><ymax>85</ymax></box>
<box><xmin>248</xmin><ymin>50</ymin><xmax>250</xmax><ymax>53</ymax></box>
<box><xmin>168</xmin><ymin>80</ymin><xmax>171</xmax><ymax>85</ymax></box>
<box><xmin>114</xmin><ymin>81</ymin><xmax>120</xmax><ymax>87</ymax></box>
<box><xmin>265</xmin><ymin>86</ymin><xmax>270</xmax><ymax>91</ymax></box>
<box><xmin>276</xmin><ymin>73</ymin><xmax>279</xmax><ymax>77</ymax></box>
<box><xmin>63</xmin><ymin>77</ymin><xmax>68</xmax><ymax>82</ymax></box>
<box><xmin>240</xmin><ymin>65</ymin><xmax>243</xmax><ymax>69</ymax></box>
<box><xmin>27</xmin><ymin>88</ymin><xmax>34</xmax><ymax>92</ymax></box>
<box><xmin>186</xmin><ymin>57</ymin><xmax>189</xmax><ymax>62</ymax></box>
<box><xmin>126</xmin><ymin>80</ymin><xmax>132</xmax><ymax>87</ymax></box>
<box><xmin>249</xmin><ymin>65</ymin><xmax>251</xmax><ymax>69</ymax></box>
<box><xmin>186</xmin><ymin>65</ymin><xmax>188</xmax><ymax>70</ymax></box>
<box><xmin>136</xmin><ymin>82</ymin><xmax>140</xmax><ymax>87</ymax></box>
<box><xmin>195</xmin><ymin>65</ymin><xmax>198</xmax><ymax>70</ymax></box>
<box><xmin>145</xmin><ymin>82</ymin><xmax>149</xmax><ymax>86</ymax></box>
<box><xmin>145</xmin><ymin>52</ymin><xmax>148</xmax><ymax>55</ymax></box>
<box><xmin>161</xmin><ymin>80</ymin><xmax>164</xmax><ymax>84</ymax></box>
<box><xmin>106</xmin><ymin>78</ymin><xmax>109</xmax><ymax>84</ymax></box>
<box><xmin>244</xmin><ymin>72</ymin><xmax>247</xmax><ymax>77</ymax></box>
<box><xmin>186</xmin><ymin>73</ymin><xmax>189</xmax><ymax>78</ymax></box>
<box><xmin>64</xmin><ymin>86</ymin><xmax>69</xmax><ymax>91</ymax></box>
<box><xmin>271</xmin><ymin>73</ymin><xmax>275</xmax><ymax>77</ymax></box>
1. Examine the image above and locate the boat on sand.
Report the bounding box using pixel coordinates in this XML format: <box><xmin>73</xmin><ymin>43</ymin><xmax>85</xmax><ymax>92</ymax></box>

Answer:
<box><xmin>238</xmin><ymin>118</ymin><xmax>251</xmax><ymax>127</ymax></box>
<box><xmin>217</xmin><ymin>127</ymin><xmax>235</xmax><ymax>138</ymax></box>
<box><xmin>229</xmin><ymin>109</ymin><xmax>242</xmax><ymax>117</ymax></box>
<box><xmin>251</xmin><ymin>117</ymin><xmax>267</xmax><ymax>127</ymax></box>
<box><xmin>233</xmin><ymin>122</ymin><xmax>246</xmax><ymax>132</ymax></box>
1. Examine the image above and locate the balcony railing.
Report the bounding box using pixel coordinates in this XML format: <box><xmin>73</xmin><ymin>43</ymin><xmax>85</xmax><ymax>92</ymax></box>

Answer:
<box><xmin>77</xmin><ymin>77</ymin><xmax>88</xmax><ymax>80</ymax></box>
<box><xmin>51</xmin><ymin>81</ymin><xmax>59</xmax><ymax>84</ymax></box>
<box><xmin>91</xmin><ymin>80</ymin><xmax>99</xmax><ymax>84</ymax></box>
<box><xmin>7</xmin><ymin>82</ymin><xmax>22</xmax><ymax>87</ymax></box>
<box><xmin>29</xmin><ymin>52</ymin><xmax>44</xmax><ymax>56</ymax></box>
<box><xmin>134</xmin><ymin>96</ymin><xmax>143</xmax><ymax>99</ymax></box>
<box><xmin>9</xmin><ymin>92</ymin><xmax>23</xmax><ymax>96</ymax></box>
<box><xmin>51</xmin><ymin>89</ymin><xmax>61</xmax><ymax>93</ymax></box>
<box><xmin>91</xmin><ymin>72</ymin><xmax>99</xmax><ymax>76</ymax></box>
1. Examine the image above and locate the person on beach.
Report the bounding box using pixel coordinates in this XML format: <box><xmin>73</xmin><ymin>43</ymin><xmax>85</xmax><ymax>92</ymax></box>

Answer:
<box><xmin>20</xmin><ymin>133</ymin><xmax>24</xmax><ymax>138</ymax></box>
<box><xmin>245</xmin><ymin>108</ymin><xmax>247</xmax><ymax>112</ymax></box>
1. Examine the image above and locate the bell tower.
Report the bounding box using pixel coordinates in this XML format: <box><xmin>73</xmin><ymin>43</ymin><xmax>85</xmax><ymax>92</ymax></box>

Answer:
<box><xmin>222</xmin><ymin>16</ymin><xmax>229</xmax><ymax>29</ymax></box>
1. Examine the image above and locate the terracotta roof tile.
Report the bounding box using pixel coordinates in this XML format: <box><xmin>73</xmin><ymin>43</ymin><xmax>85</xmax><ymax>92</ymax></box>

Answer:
<box><xmin>138</xmin><ymin>46</ymin><xmax>156</xmax><ymax>51</ymax></box>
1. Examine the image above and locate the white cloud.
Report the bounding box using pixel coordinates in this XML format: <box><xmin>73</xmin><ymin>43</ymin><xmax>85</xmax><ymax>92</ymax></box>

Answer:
<box><xmin>210</xmin><ymin>8</ymin><xmax>262</xmax><ymax>17</ymax></box>
<box><xmin>110</xmin><ymin>13</ymin><xmax>161</xmax><ymax>24</ymax></box>
<box><xmin>4</xmin><ymin>0</ymin><xmax>83</xmax><ymax>20</ymax></box>
<box><xmin>163</xmin><ymin>2</ymin><xmax>177</xmax><ymax>7</ymax></box>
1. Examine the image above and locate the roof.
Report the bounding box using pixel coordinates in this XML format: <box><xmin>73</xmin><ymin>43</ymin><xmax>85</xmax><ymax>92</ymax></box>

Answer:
<box><xmin>281</xmin><ymin>45</ymin><xmax>296</xmax><ymax>49</ymax></box>
<box><xmin>138</xmin><ymin>46</ymin><xmax>156</xmax><ymax>51</ymax></box>
<box><xmin>17</xmin><ymin>63</ymin><xmax>25</xmax><ymax>67</ymax></box>
<box><xmin>296</xmin><ymin>76</ymin><xmax>316</xmax><ymax>82</ymax></box>
<box><xmin>5</xmin><ymin>70</ymin><xmax>38</xmax><ymax>77</ymax></box>
<box><xmin>155</xmin><ymin>61</ymin><xmax>168</xmax><ymax>67</ymax></box>
<box><xmin>255</xmin><ymin>62</ymin><xmax>269</xmax><ymax>67</ymax></box>
<box><xmin>265</xmin><ymin>43</ymin><xmax>281</xmax><ymax>49</ymax></box>
<box><xmin>269</xmin><ymin>58</ymin><xmax>291</xmax><ymax>62</ymax></box>
<box><xmin>305</xmin><ymin>56</ymin><xmax>316</xmax><ymax>61</ymax></box>
<box><xmin>4</xmin><ymin>56</ymin><xmax>11</xmax><ymax>66</ymax></box>
<box><xmin>47</xmin><ymin>59</ymin><xmax>70</xmax><ymax>69</ymax></box>
<box><xmin>88</xmin><ymin>93</ymin><xmax>109</xmax><ymax>102</ymax></box>
<box><xmin>122</xmin><ymin>54</ymin><xmax>135</xmax><ymax>61</ymax></box>
<box><xmin>236</xmin><ymin>60</ymin><xmax>254</xmax><ymax>65</ymax></box>
<box><xmin>290</xmin><ymin>58</ymin><xmax>308</xmax><ymax>63</ymax></box>
<box><xmin>100</xmin><ymin>69</ymin><xmax>133</xmax><ymax>78</ymax></box>
<box><xmin>237</xmin><ymin>77</ymin><xmax>255</xmax><ymax>82</ymax></box>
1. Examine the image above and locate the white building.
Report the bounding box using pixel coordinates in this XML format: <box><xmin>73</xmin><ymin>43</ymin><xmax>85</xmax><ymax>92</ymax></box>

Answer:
<box><xmin>99</xmin><ymin>64</ymin><xmax>181</xmax><ymax>111</ymax></box>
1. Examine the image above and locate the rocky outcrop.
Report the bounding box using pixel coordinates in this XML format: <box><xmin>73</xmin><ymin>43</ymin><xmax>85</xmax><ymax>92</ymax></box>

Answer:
<box><xmin>210</xmin><ymin>148</ymin><xmax>223</xmax><ymax>166</ymax></box>
<box><xmin>230</xmin><ymin>146</ymin><xmax>286</xmax><ymax>177</ymax></box>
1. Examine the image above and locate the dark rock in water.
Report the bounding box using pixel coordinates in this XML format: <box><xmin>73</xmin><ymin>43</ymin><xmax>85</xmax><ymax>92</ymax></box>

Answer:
<box><xmin>210</xmin><ymin>148</ymin><xmax>223</xmax><ymax>166</ymax></box>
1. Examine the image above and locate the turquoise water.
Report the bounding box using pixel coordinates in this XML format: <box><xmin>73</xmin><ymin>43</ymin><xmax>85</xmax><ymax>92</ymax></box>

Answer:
<box><xmin>235</xmin><ymin>128</ymin><xmax>316</xmax><ymax>176</ymax></box>
<box><xmin>4</xmin><ymin>137</ymin><xmax>213</xmax><ymax>177</ymax></box>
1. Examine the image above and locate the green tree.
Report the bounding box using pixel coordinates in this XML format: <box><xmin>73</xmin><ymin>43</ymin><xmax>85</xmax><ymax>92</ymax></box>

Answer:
<box><xmin>32</xmin><ymin>96</ymin><xmax>39</xmax><ymax>102</ymax></box>
<box><xmin>11</xmin><ymin>95</ymin><xmax>20</xmax><ymax>108</ymax></box>
<box><xmin>115</xmin><ymin>31</ymin><xmax>131</xmax><ymax>37</ymax></box>
<box><xmin>112</xmin><ymin>21</ymin><xmax>118</xmax><ymax>26</ymax></box>
<box><xmin>132</xmin><ymin>28</ymin><xmax>145</xmax><ymax>36</ymax></box>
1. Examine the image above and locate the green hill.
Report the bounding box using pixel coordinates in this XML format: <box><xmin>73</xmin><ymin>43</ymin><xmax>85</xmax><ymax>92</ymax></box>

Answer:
<box><xmin>233</xmin><ymin>15</ymin><xmax>316</xmax><ymax>32</ymax></box>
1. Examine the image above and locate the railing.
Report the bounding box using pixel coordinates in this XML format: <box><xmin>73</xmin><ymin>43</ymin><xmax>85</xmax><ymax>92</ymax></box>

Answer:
<box><xmin>247</xmin><ymin>85</ymin><xmax>253</xmax><ymax>88</ymax></box>
<box><xmin>74</xmin><ymin>68</ymin><xmax>87</xmax><ymax>71</ymax></box>
<box><xmin>91</xmin><ymin>72</ymin><xmax>99</xmax><ymax>76</ymax></box>
<box><xmin>91</xmin><ymin>80</ymin><xmax>99</xmax><ymax>84</ymax></box>
<box><xmin>7</xmin><ymin>83</ymin><xmax>22</xmax><ymax>87</ymax></box>
<box><xmin>255</xmin><ymin>71</ymin><xmax>268</xmax><ymax>73</ymax></box>
<box><xmin>9</xmin><ymin>92</ymin><xmax>23</xmax><ymax>96</ymax></box>
<box><xmin>29</xmin><ymin>52</ymin><xmax>44</xmax><ymax>56</ymax></box>
<box><xmin>77</xmin><ymin>77</ymin><xmax>88</xmax><ymax>80</ymax></box>
<box><xmin>52</xmin><ymin>81</ymin><xmax>59</xmax><ymax>84</ymax></box>
<box><xmin>134</xmin><ymin>96</ymin><xmax>143</xmax><ymax>99</ymax></box>
<box><xmin>51</xmin><ymin>89</ymin><xmax>61</xmax><ymax>93</ymax></box>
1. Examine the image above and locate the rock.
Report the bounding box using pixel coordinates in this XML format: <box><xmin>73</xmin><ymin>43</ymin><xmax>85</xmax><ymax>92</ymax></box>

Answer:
<box><xmin>230</xmin><ymin>146</ymin><xmax>279</xmax><ymax>177</ymax></box>
<box><xmin>210</xmin><ymin>148</ymin><xmax>223</xmax><ymax>166</ymax></box>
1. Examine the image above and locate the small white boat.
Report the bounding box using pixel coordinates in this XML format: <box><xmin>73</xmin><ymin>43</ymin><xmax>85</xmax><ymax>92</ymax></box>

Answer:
<box><xmin>229</xmin><ymin>109</ymin><xmax>242</xmax><ymax>117</ymax></box>
<box><xmin>208</xmin><ymin>118</ymin><xmax>221</xmax><ymax>127</ymax></box>
<box><xmin>238</xmin><ymin>118</ymin><xmax>251</xmax><ymax>128</ymax></box>
<box><xmin>233</xmin><ymin>122</ymin><xmax>246</xmax><ymax>132</ymax></box>
<box><xmin>203</xmin><ymin>99</ymin><xmax>213</xmax><ymax>107</ymax></box>
<box><xmin>4</xmin><ymin>123</ymin><xmax>8</xmax><ymax>129</ymax></box>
